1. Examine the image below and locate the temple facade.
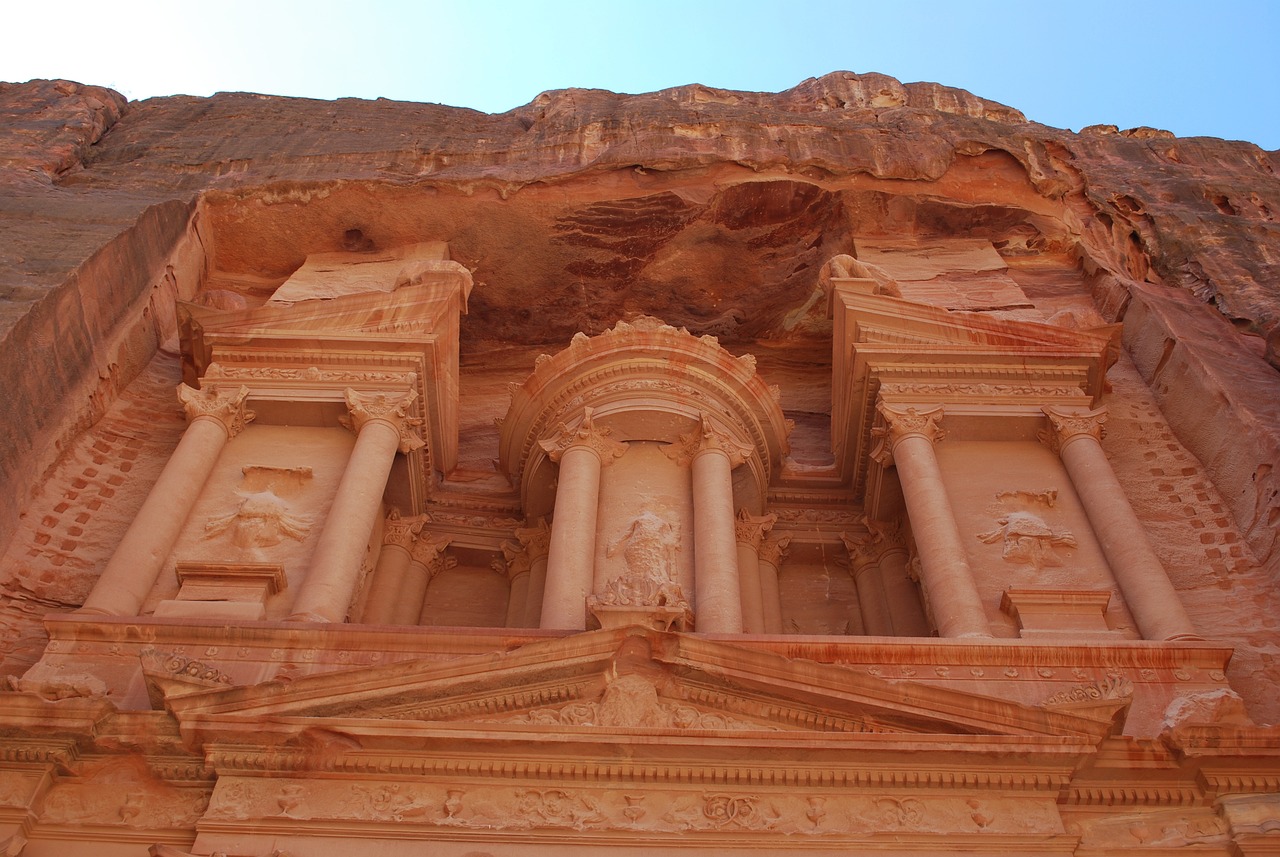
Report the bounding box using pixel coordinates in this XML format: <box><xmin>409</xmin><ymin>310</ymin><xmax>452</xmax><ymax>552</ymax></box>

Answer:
<box><xmin>1</xmin><ymin>74</ymin><xmax>1278</xmax><ymax>857</ymax></box>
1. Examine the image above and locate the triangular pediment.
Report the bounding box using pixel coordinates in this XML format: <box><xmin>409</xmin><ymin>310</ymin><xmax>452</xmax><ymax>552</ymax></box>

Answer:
<box><xmin>152</xmin><ymin>626</ymin><xmax>1117</xmax><ymax>748</ymax></box>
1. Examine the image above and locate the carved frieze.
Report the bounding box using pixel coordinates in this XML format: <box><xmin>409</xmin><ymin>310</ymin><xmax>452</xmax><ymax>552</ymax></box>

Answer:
<box><xmin>382</xmin><ymin>508</ymin><xmax>427</xmax><ymax>550</ymax></box>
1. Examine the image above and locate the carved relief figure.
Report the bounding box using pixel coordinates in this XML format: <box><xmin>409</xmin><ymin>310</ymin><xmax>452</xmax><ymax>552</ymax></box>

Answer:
<box><xmin>977</xmin><ymin>510</ymin><xmax>1076</xmax><ymax>569</ymax></box>
<box><xmin>594</xmin><ymin>512</ymin><xmax>690</xmax><ymax>616</ymax></box>
<box><xmin>204</xmin><ymin>465</ymin><xmax>313</xmax><ymax>550</ymax></box>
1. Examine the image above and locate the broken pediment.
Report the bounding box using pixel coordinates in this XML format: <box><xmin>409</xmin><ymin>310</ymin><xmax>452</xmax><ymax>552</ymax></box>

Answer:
<box><xmin>151</xmin><ymin>626</ymin><xmax>1119</xmax><ymax>752</ymax></box>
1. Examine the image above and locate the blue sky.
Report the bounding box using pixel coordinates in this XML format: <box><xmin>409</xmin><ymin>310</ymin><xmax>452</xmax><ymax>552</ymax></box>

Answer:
<box><xmin>5</xmin><ymin>0</ymin><xmax>1278</xmax><ymax>148</ymax></box>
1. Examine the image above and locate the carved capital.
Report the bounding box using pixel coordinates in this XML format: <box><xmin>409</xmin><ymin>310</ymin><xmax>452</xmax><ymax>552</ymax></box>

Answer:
<box><xmin>840</xmin><ymin>532</ymin><xmax>882</xmax><ymax>574</ymax></box>
<box><xmin>343</xmin><ymin>389</ymin><xmax>426</xmax><ymax>453</ymax></box>
<box><xmin>500</xmin><ymin>541</ymin><xmax>533</xmax><ymax>578</ymax></box>
<box><xmin>383</xmin><ymin>509</ymin><xmax>427</xmax><ymax>550</ymax></box>
<box><xmin>409</xmin><ymin>533</ymin><xmax>451</xmax><ymax>571</ymax></box>
<box><xmin>539</xmin><ymin>406</ymin><xmax>628</xmax><ymax>466</ymax></box>
<box><xmin>734</xmin><ymin>509</ymin><xmax>777</xmax><ymax>549</ymax></box>
<box><xmin>515</xmin><ymin>517</ymin><xmax>552</xmax><ymax>561</ymax></box>
<box><xmin>668</xmin><ymin>412</ymin><xmax>755</xmax><ymax>467</ymax></box>
<box><xmin>177</xmin><ymin>383</ymin><xmax>255</xmax><ymax>438</ymax></box>
<box><xmin>872</xmin><ymin>404</ymin><xmax>945</xmax><ymax>461</ymax></box>
<box><xmin>757</xmin><ymin>534</ymin><xmax>792</xmax><ymax>567</ymax></box>
<box><xmin>1039</xmin><ymin>405</ymin><xmax>1108</xmax><ymax>455</ymax></box>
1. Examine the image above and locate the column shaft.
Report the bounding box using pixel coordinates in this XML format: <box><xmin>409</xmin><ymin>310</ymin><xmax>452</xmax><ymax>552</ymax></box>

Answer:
<box><xmin>736</xmin><ymin>543</ymin><xmax>765</xmax><ymax>634</ymax></box>
<box><xmin>363</xmin><ymin>544</ymin><xmax>411</xmax><ymax>624</ymax></box>
<box><xmin>506</xmin><ymin>571</ymin><xmax>530</xmax><ymax>627</ymax></box>
<box><xmin>757</xmin><ymin>536</ymin><xmax>789</xmax><ymax>635</ymax></box>
<box><xmin>540</xmin><ymin>445</ymin><xmax>603</xmax><ymax>630</ymax></box>
<box><xmin>852</xmin><ymin>562</ymin><xmax>893</xmax><ymax>636</ymax></box>
<box><xmin>879</xmin><ymin>548</ymin><xmax>931</xmax><ymax>637</ymax></box>
<box><xmin>289</xmin><ymin>421</ymin><xmax>402</xmax><ymax>622</ymax></box>
<box><xmin>692</xmin><ymin>449</ymin><xmax>743</xmax><ymax>633</ymax></box>
<box><xmin>1058</xmin><ymin>430</ymin><xmax>1198</xmax><ymax>640</ymax></box>
<box><xmin>524</xmin><ymin>555</ymin><xmax>549</xmax><ymax>627</ymax></box>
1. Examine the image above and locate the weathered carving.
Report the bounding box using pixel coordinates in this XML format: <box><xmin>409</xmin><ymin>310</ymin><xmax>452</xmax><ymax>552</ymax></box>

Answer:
<box><xmin>515</xmin><ymin>516</ymin><xmax>552</xmax><ymax>560</ymax></box>
<box><xmin>592</xmin><ymin>513</ymin><xmax>691</xmax><ymax>630</ymax></box>
<box><xmin>141</xmin><ymin>648</ymin><xmax>233</xmax><ymax>685</ymax></box>
<box><xmin>994</xmin><ymin>489</ymin><xmax>1058</xmax><ymax>507</ymax></box>
<box><xmin>205</xmin><ymin>466</ymin><xmax>313</xmax><ymax>549</ymax></box>
<box><xmin>665</xmin><ymin>793</ymin><xmax>780</xmax><ymax>831</ymax></box>
<box><xmin>871</xmin><ymin>403</ymin><xmax>944</xmax><ymax>465</ymax></box>
<box><xmin>342</xmin><ymin>388</ymin><xmax>426</xmax><ymax>453</ymax></box>
<box><xmin>1043</xmin><ymin>674</ymin><xmax>1133</xmax><ymax>706</ymax></box>
<box><xmin>668</xmin><ymin>412</ymin><xmax>755</xmax><ymax>467</ymax></box>
<box><xmin>758</xmin><ymin>533</ymin><xmax>792</xmax><ymax>567</ymax></box>
<box><xmin>977</xmin><ymin>511</ymin><xmax>1076</xmax><ymax>569</ymax></box>
<box><xmin>515</xmin><ymin>787</ymin><xmax>605</xmax><ymax>829</ymax></box>
<box><xmin>177</xmin><ymin>383</ymin><xmax>255</xmax><ymax>437</ymax></box>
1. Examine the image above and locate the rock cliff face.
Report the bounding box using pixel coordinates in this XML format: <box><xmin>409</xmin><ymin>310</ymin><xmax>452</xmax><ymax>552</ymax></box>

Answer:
<box><xmin>1</xmin><ymin>72</ymin><xmax>1279</xmax><ymax>714</ymax></box>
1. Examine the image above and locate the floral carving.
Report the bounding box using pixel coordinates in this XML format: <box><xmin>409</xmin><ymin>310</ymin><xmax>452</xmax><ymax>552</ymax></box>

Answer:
<box><xmin>666</xmin><ymin>793</ymin><xmax>780</xmax><ymax>831</ymax></box>
<box><xmin>1043</xmin><ymin>674</ymin><xmax>1133</xmax><ymax>706</ymax></box>
<box><xmin>734</xmin><ymin>509</ymin><xmax>776</xmax><ymax>549</ymax></box>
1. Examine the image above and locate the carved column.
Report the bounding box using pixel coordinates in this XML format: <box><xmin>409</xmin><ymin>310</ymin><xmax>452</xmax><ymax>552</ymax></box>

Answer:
<box><xmin>874</xmin><ymin>403</ymin><xmax>990</xmax><ymax>638</ymax></box>
<box><xmin>362</xmin><ymin>510</ymin><xmax>425</xmax><ymax>624</ymax></box>
<box><xmin>289</xmin><ymin>389</ymin><xmax>424</xmax><ymax>623</ymax></box>
<box><xmin>406</xmin><ymin>535</ymin><xmax>451</xmax><ymax>625</ymax></box>
<box><xmin>1041</xmin><ymin>406</ymin><xmax>1199</xmax><ymax>641</ymax></box>
<box><xmin>875</xmin><ymin>523</ymin><xmax>931</xmax><ymax>637</ymax></box>
<box><xmin>734</xmin><ymin>510</ymin><xmax>776</xmax><ymax>634</ymax></box>
<box><xmin>757</xmin><ymin>534</ymin><xmax>790</xmax><ymax>634</ymax></box>
<box><xmin>538</xmin><ymin>408</ymin><xmax>627</xmax><ymax>630</ymax></box>
<box><xmin>684</xmin><ymin>413</ymin><xmax>754</xmax><ymax>634</ymax></box>
<box><xmin>80</xmin><ymin>384</ymin><xmax>253</xmax><ymax>616</ymax></box>
<box><xmin>841</xmin><ymin>532</ymin><xmax>894</xmax><ymax>636</ymax></box>
<box><xmin>516</xmin><ymin>518</ymin><xmax>551</xmax><ymax>627</ymax></box>
<box><xmin>502</xmin><ymin>541</ymin><xmax>532</xmax><ymax>627</ymax></box>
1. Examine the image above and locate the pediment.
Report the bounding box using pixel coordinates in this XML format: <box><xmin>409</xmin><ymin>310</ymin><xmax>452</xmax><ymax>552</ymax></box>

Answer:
<box><xmin>152</xmin><ymin>626</ymin><xmax>1117</xmax><ymax>746</ymax></box>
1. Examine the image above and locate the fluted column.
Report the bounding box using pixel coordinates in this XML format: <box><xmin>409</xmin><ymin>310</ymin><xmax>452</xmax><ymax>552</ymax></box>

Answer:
<box><xmin>80</xmin><ymin>384</ymin><xmax>253</xmax><ymax>616</ymax></box>
<box><xmin>680</xmin><ymin>413</ymin><xmax>754</xmax><ymax>634</ymax></box>
<box><xmin>734</xmin><ymin>510</ymin><xmax>776</xmax><ymax>634</ymax></box>
<box><xmin>1041</xmin><ymin>406</ymin><xmax>1199</xmax><ymax>641</ymax></box>
<box><xmin>289</xmin><ymin>389</ymin><xmax>424</xmax><ymax>623</ymax></box>
<box><xmin>841</xmin><ymin>532</ymin><xmax>894</xmax><ymax>636</ymax></box>
<box><xmin>757</xmin><ymin>534</ymin><xmax>790</xmax><ymax>634</ymax></box>
<box><xmin>362</xmin><ymin>510</ymin><xmax>426</xmax><ymax>624</ymax></box>
<box><xmin>502</xmin><ymin>541</ymin><xmax>532</xmax><ymax>627</ymax></box>
<box><xmin>538</xmin><ymin>408</ymin><xmax>627</xmax><ymax>630</ymax></box>
<box><xmin>874</xmin><ymin>403</ymin><xmax>990</xmax><ymax>638</ymax></box>
<box><xmin>406</xmin><ymin>534</ymin><xmax>451</xmax><ymax>625</ymax></box>
<box><xmin>516</xmin><ymin>518</ymin><xmax>551</xmax><ymax>627</ymax></box>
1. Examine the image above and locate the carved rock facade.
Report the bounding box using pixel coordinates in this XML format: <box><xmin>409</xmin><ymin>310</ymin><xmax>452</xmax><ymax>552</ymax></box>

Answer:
<box><xmin>0</xmin><ymin>73</ymin><xmax>1278</xmax><ymax>856</ymax></box>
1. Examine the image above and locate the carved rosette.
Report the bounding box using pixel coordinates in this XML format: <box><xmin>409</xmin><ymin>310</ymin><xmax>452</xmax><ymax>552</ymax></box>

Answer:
<box><xmin>757</xmin><ymin>534</ymin><xmax>792</xmax><ymax>567</ymax></box>
<box><xmin>734</xmin><ymin>510</ymin><xmax>777</xmax><ymax>550</ymax></box>
<box><xmin>343</xmin><ymin>388</ymin><xmax>426</xmax><ymax>453</ymax></box>
<box><xmin>383</xmin><ymin>509</ymin><xmax>427</xmax><ymax>550</ymax></box>
<box><xmin>177</xmin><ymin>383</ymin><xmax>255</xmax><ymax>438</ymax></box>
<box><xmin>515</xmin><ymin>517</ymin><xmax>552</xmax><ymax>562</ymax></box>
<box><xmin>538</xmin><ymin>406</ymin><xmax>627</xmax><ymax>466</ymax></box>
<box><xmin>668</xmin><ymin>412</ymin><xmax>755</xmax><ymax>467</ymax></box>
<box><xmin>1039</xmin><ymin>405</ymin><xmax>1108</xmax><ymax>455</ymax></box>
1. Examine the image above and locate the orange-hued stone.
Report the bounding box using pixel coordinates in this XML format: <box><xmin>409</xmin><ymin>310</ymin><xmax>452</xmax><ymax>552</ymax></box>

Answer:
<box><xmin>0</xmin><ymin>73</ymin><xmax>1278</xmax><ymax>856</ymax></box>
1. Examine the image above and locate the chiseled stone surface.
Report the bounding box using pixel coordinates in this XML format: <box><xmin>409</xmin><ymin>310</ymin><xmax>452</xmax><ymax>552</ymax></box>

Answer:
<box><xmin>0</xmin><ymin>72</ymin><xmax>1278</xmax><ymax>855</ymax></box>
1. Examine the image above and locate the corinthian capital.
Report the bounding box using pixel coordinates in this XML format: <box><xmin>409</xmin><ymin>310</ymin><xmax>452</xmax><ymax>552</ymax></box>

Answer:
<box><xmin>758</xmin><ymin>534</ymin><xmax>792</xmax><ymax>567</ymax></box>
<box><xmin>410</xmin><ymin>532</ymin><xmax>451</xmax><ymax>571</ymax></box>
<box><xmin>538</xmin><ymin>406</ymin><xmax>628</xmax><ymax>466</ymax></box>
<box><xmin>734</xmin><ymin>509</ymin><xmax>777</xmax><ymax>549</ymax></box>
<box><xmin>383</xmin><ymin>508</ymin><xmax>427</xmax><ymax>550</ymax></box>
<box><xmin>515</xmin><ymin>517</ymin><xmax>552</xmax><ymax>561</ymax></box>
<box><xmin>1039</xmin><ymin>405</ymin><xmax>1108</xmax><ymax>455</ymax></box>
<box><xmin>177</xmin><ymin>383</ymin><xmax>255</xmax><ymax>438</ymax></box>
<box><xmin>667</xmin><ymin>412</ymin><xmax>755</xmax><ymax>467</ymax></box>
<box><xmin>343</xmin><ymin>389</ymin><xmax>426</xmax><ymax>453</ymax></box>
